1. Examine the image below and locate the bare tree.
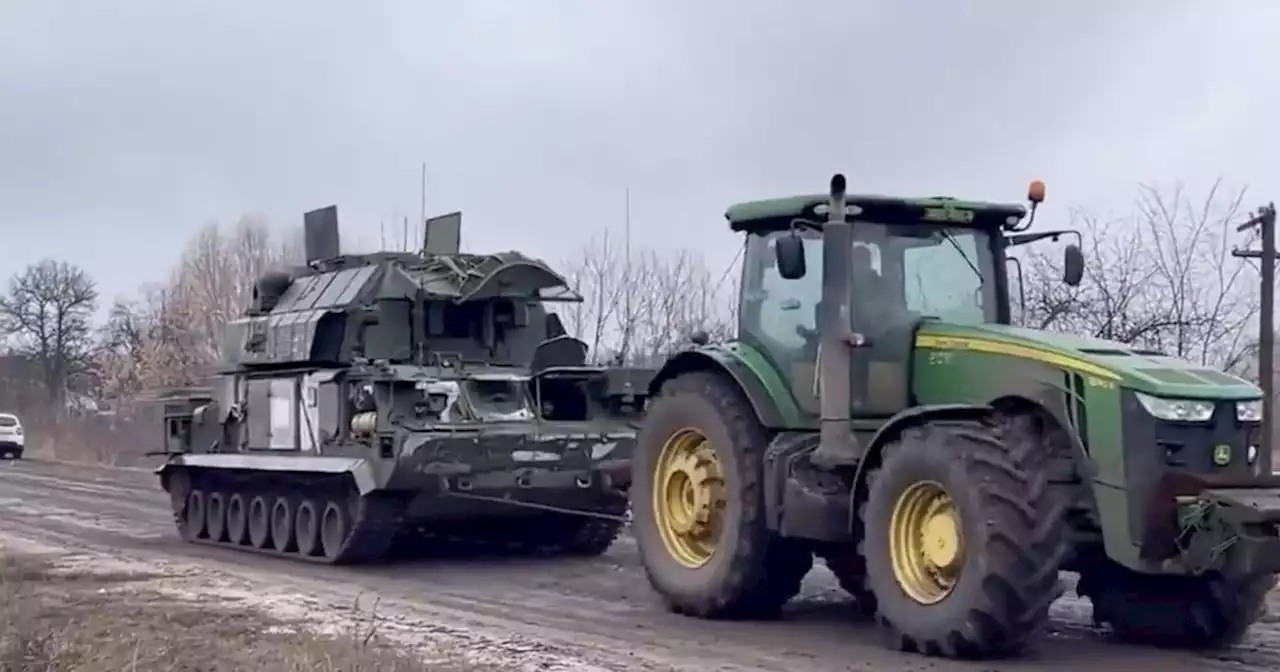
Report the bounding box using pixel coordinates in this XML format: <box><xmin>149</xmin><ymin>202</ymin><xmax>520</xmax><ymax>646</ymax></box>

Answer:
<box><xmin>560</xmin><ymin>235</ymin><xmax>740</xmax><ymax>365</ymax></box>
<box><xmin>0</xmin><ymin>259</ymin><xmax>98</xmax><ymax>410</ymax></box>
<box><xmin>95</xmin><ymin>215</ymin><xmax>301</xmax><ymax>408</ymax></box>
<box><xmin>1022</xmin><ymin>180</ymin><xmax>1258</xmax><ymax>372</ymax></box>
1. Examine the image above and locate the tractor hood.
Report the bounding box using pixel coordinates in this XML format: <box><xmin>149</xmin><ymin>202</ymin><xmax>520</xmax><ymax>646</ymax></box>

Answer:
<box><xmin>917</xmin><ymin>322</ymin><xmax>1262</xmax><ymax>401</ymax></box>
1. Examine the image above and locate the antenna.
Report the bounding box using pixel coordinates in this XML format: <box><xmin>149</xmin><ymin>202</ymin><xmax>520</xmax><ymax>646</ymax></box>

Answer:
<box><xmin>419</xmin><ymin>161</ymin><xmax>427</xmax><ymax>246</ymax></box>
<box><xmin>621</xmin><ymin>187</ymin><xmax>633</xmax><ymax>362</ymax></box>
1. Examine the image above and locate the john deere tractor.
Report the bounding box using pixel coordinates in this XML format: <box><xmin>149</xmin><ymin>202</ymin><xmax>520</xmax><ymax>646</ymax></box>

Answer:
<box><xmin>631</xmin><ymin>174</ymin><xmax>1280</xmax><ymax>659</ymax></box>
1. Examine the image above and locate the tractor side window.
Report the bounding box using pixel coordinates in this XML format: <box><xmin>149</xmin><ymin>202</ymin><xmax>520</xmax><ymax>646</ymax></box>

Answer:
<box><xmin>900</xmin><ymin>229</ymin><xmax>994</xmax><ymax>324</ymax></box>
<box><xmin>744</xmin><ymin>232</ymin><xmax>824</xmax><ymax>357</ymax></box>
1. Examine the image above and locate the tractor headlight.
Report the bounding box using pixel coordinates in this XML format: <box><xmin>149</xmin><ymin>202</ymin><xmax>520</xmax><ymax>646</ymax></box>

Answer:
<box><xmin>1236</xmin><ymin>399</ymin><xmax>1263</xmax><ymax>423</ymax></box>
<box><xmin>1134</xmin><ymin>392</ymin><xmax>1214</xmax><ymax>422</ymax></box>
<box><xmin>1248</xmin><ymin>444</ymin><xmax>1259</xmax><ymax>464</ymax></box>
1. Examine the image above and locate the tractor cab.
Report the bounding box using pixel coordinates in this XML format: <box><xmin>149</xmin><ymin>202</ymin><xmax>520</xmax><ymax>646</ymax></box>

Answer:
<box><xmin>730</xmin><ymin>181</ymin><xmax>1083</xmax><ymax>420</ymax></box>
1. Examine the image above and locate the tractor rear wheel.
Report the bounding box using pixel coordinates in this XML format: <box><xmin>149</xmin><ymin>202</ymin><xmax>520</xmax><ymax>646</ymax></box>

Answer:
<box><xmin>860</xmin><ymin>416</ymin><xmax>1068</xmax><ymax>658</ymax></box>
<box><xmin>1078</xmin><ymin>561</ymin><xmax>1275</xmax><ymax>648</ymax></box>
<box><xmin>632</xmin><ymin>371</ymin><xmax>813</xmax><ymax>619</ymax></box>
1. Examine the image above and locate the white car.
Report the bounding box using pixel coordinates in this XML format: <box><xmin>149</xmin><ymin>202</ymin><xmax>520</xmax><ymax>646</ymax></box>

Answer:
<box><xmin>0</xmin><ymin>413</ymin><xmax>24</xmax><ymax>459</ymax></box>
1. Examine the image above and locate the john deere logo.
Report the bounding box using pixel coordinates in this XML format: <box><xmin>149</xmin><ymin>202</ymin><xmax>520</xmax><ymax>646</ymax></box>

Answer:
<box><xmin>1213</xmin><ymin>443</ymin><xmax>1232</xmax><ymax>466</ymax></box>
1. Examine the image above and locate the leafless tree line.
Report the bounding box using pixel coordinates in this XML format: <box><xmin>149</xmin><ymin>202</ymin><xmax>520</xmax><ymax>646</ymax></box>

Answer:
<box><xmin>557</xmin><ymin>229</ymin><xmax>741</xmax><ymax>366</ymax></box>
<box><xmin>0</xmin><ymin>181</ymin><xmax>1269</xmax><ymax>463</ymax></box>
<box><xmin>1018</xmin><ymin>179</ymin><xmax>1264</xmax><ymax>374</ymax></box>
<box><xmin>0</xmin><ymin>217</ymin><xmax>301</xmax><ymax>461</ymax></box>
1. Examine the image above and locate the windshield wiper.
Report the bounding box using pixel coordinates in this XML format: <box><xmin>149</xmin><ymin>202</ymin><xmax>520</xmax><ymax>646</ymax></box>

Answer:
<box><xmin>939</xmin><ymin>230</ymin><xmax>983</xmax><ymax>282</ymax></box>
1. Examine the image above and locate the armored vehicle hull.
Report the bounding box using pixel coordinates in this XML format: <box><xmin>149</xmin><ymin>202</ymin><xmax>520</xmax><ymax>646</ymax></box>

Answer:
<box><xmin>156</xmin><ymin>417</ymin><xmax>636</xmax><ymax>564</ymax></box>
<box><xmin>154</xmin><ymin>205</ymin><xmax>652</xmax><ymax>565</ymax></box>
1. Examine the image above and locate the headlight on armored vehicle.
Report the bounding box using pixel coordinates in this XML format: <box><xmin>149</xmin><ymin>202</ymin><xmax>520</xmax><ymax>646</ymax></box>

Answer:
<box><xmin>1134</xmin><ymin>392</ymin><xmax>1215</xmax><ymax>422</ymax></box>
<box><xmin>1236</xmin><ymin>399</ymin><xmax>1263</xmax><ymax>423</ymax></box>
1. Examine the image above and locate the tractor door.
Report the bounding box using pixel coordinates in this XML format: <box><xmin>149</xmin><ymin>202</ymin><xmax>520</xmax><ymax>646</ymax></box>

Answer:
<box><xmin>845</xmin><ymin>232</ymin><xmax>916</xmax><ymax>417</ymax></box>
<box><xmin>739</xmin><ymin>230</ymin><xmax>825</xmax><ymax>416</ymax></box>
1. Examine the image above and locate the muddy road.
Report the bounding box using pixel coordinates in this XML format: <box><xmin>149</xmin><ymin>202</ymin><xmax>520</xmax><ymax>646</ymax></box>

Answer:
<box><xmin>1</xmin><ymin>458</ymin><xmax>1278</xmax><ymax>671</ymax></box>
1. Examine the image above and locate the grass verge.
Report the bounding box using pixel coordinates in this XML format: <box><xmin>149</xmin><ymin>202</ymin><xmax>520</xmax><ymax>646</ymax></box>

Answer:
<box><xmin>0</xmin><ymin>550</ymin><xmax>502</xmax><ymax>672</ymax></box>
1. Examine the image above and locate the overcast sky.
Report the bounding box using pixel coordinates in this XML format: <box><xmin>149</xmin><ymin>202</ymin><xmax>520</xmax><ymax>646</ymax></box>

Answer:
<box><xmin>3</xmin><ymin>0</ymin><xmax>1279</xmax><ymax>312</ymax></box>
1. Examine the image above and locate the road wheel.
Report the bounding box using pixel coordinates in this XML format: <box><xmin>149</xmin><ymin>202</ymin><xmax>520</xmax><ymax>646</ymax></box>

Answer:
<box><xmin>633</xmin><ymin>371</ymin><xmax>813</xmax><ymax>619</ymax></box>
<box><xmin>861</xmin><ymin>417</ymin><xmax>1067</xmax><ymax>658</ymax></box>
<box><xmin>270</xmin><ymin>496</ymin><xmax>297</xmax><ymax>553</ymax></box>
<box><xmin>320</xmin><ymin>499</ymin><xmax>352</xmax><ymax>561</ymax></box>
<box><xmin>1078</xmin><ymin>561</ymin><xmax>1275</xmax><ymax>648</ymax></box>
<box><xmin>247</xmin><ymin>495</ymin><xmax>271</xmax><ymax>549</ymax></box>
<box><xmin>206</xmin><ymin>491</ymin><xmax>228</xmax><ymax>543</ymax></box>
<box><xmin>181</xmin><ymin>489</ymin><xmax>207</xmax><ymax>542</ymax></box>
<box><xmin>295</xmin><ymin>498</ymin><xmax>321</xmax><ymax>557</ymax></box>
<box><xmin>225</xmin><ymin>493</ymin><xmax>248</xmax><ymax>545</ymax></box>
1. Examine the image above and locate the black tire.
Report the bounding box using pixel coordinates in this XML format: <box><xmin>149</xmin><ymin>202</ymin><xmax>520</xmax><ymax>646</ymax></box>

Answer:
<box><xmin>206</xmin><ymin>491</ymin><xmax>228</xmax><ymax>543</ymax></box>
<box><xmin>320</xmin><ymin>499</ymin><xmax>351</xmax><ymax>560</ymax></box>
<box><xmin>860</xmin><ymin>417</ymin><xmax>1067</xmax><ymax>659</ymax></box>
<box><xmin>225</xmin><ymin>493</ymin><xmax>248</xmax><ymax>545</ymax></box>
<box><xmin>295</xmin><ymin>498</ymin><xmax>321</xmax><ymax>557</ymax></box>
<box><xmin>632</xmin><ymin>371</ymin><xmax>813</xmax><ymax>619</ymax></box>
<box><xmin>1078</xmin><ymin>562</ymin><xmax>1275</xmax><ymax>648</ymax></box>
<box><xmin>182</xmin><ymin>489</ymin><xmax>207</xmax><ymax>542</ymax></box>
<box><xmin>248</xmin><ymin>495</ymin><xmax>271</xmax><ymax>549</ymax></box>
<box><xmin>271</xmin><ymin>496</ymin><xmax>298</xmax><ymax>553</ymax></box>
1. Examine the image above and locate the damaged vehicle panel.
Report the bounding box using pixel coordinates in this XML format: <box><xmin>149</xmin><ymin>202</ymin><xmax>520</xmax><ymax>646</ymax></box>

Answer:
<box><xmin>155</xmin><ymin>205</ymin><xmax>652</xmax><ymax>565</ymax></box>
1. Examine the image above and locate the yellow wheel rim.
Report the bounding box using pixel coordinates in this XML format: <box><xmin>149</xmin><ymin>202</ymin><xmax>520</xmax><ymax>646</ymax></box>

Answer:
<box><xmin>889</xmin><ymin>481</ymin><xmax>963</xmax><ymax>605</ymax></box>
<box><xmin>652</xmin><ymin>427</ymin><xmax>726</xmax><ymax>568</ymax></box>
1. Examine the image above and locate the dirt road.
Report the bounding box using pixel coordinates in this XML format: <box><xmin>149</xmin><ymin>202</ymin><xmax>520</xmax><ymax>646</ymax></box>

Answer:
<box><xmin>1</xmin><ymin>458</ymin><xmax>1278</xmax><ymax>671</ymax></box>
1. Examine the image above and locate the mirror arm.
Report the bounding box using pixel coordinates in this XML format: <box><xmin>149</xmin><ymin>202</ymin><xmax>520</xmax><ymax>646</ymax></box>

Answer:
<box><xmin>1006</xmin><ymin>229</ymin><xmax>1082</xmax><ymax>248</ymax></box>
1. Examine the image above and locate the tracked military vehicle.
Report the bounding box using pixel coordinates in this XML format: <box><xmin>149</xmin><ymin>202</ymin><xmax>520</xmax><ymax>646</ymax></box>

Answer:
<box><xmin>632</xmin><ymin>174</ymin><xmax>1280</xmax><ymax>660</ymax></box>
<box><xmin>156</xmin><ymin>206</ymin><xmax>651</xmax><ymax>565</ymax></box>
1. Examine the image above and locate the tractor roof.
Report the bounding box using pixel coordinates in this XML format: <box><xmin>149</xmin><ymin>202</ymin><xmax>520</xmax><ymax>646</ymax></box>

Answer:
<box><xmin>724</xmin><ymin>193</ymin><xmax>1028</xmax><ymax>233</ymax></box>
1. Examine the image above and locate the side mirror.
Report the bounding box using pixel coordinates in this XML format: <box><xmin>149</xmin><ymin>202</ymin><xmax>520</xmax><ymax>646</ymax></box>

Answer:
<box><xmin>775</xmin><ymin>233</ymin><xmax>806</xmax><ymax>279</ymax></box>
<box><xmin>1062</xmin><ymin>244</ymin><xmax>1084</xmax><ymax>287</ymax></box>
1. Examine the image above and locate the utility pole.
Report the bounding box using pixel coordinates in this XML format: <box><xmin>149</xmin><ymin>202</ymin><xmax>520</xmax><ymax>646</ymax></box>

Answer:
<box><xmin>1232</xmin><ymin>202</ymin><xmax>1278</xmax><ymax>469</ymax></box>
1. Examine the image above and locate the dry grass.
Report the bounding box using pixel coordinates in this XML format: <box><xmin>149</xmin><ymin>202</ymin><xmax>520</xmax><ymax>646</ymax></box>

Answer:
<box><xmin>0</xmin><ymin>551</ymin><xmax>501</xmax><ymax>672</ymax></box>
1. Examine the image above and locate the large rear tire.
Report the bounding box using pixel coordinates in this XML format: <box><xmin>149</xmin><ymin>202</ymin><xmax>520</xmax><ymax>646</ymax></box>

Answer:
<box><xmin>1078</xmin><ymin>562</ymin><xmax>1275</xmax><ymax>648</ymax></box>
<box><xmin>632</xmin><ymin>371</ymin><xmax>813</xmax><ymax>619</ymax></box>
<box><xmin>861</xmin><ymin>416</ymin><xmax>1068</xmax><ymax>658</ymax></box>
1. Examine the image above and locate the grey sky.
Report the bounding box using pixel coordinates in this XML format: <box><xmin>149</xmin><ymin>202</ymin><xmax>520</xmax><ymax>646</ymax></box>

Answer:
<box><xmin>2</xmin><ymin>0</ymin><xmax>1278</xmax><ymax>312</ymax></box>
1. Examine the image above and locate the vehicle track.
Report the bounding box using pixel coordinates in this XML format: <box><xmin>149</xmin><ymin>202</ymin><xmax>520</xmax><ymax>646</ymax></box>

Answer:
<box><xmin>1</xmin><ymin>457</ymin><xmax>1277</xmax><ymax>671</ymax></box>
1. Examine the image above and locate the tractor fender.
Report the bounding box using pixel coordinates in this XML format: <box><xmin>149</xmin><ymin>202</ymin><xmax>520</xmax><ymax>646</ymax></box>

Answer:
<box><xmin>649</xmin><ymin>346</ymin><xmax>789</xmax><ymax>429</ymax></box>
<box><xmin>849</xmin><ymin>402</ymin><xmax>994</xmax><ymax>531</ymax></box>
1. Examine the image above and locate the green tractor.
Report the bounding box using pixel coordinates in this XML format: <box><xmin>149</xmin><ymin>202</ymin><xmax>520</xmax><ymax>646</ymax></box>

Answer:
<box><xmin>631</xmin><ymin>174</ymin><xmax>1280</xmax><ymax>659</ymax></box>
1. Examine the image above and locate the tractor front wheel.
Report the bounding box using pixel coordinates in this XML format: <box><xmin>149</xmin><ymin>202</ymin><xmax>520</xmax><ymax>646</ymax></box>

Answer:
<box><xmin>632</xmin><ymin>371</ymin><xmax>813</xmax><ymax>619</ymax></box>
<box><xmin>861</xmin><ymin>416</ymin><xmax>1068</xmax><ymax>658</ymax></box>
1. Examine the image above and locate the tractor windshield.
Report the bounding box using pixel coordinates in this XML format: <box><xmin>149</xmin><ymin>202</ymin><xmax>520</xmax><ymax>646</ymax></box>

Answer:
<box><xmin>887</xmin><ymin>224</ymin><xmax>999</xmax><ymax>324</ymax></box>
<box><xmin>744</xmin><ymin>223</ymin><xmax>1000</xmax><ymax>359</ymax></box>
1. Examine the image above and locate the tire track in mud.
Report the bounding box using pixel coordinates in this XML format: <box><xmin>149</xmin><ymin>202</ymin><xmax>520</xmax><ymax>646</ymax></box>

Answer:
<box><xmin>1</xmin><ymin>458</ymin><xmax>1278</xmax><ymax>671</ymax></box>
